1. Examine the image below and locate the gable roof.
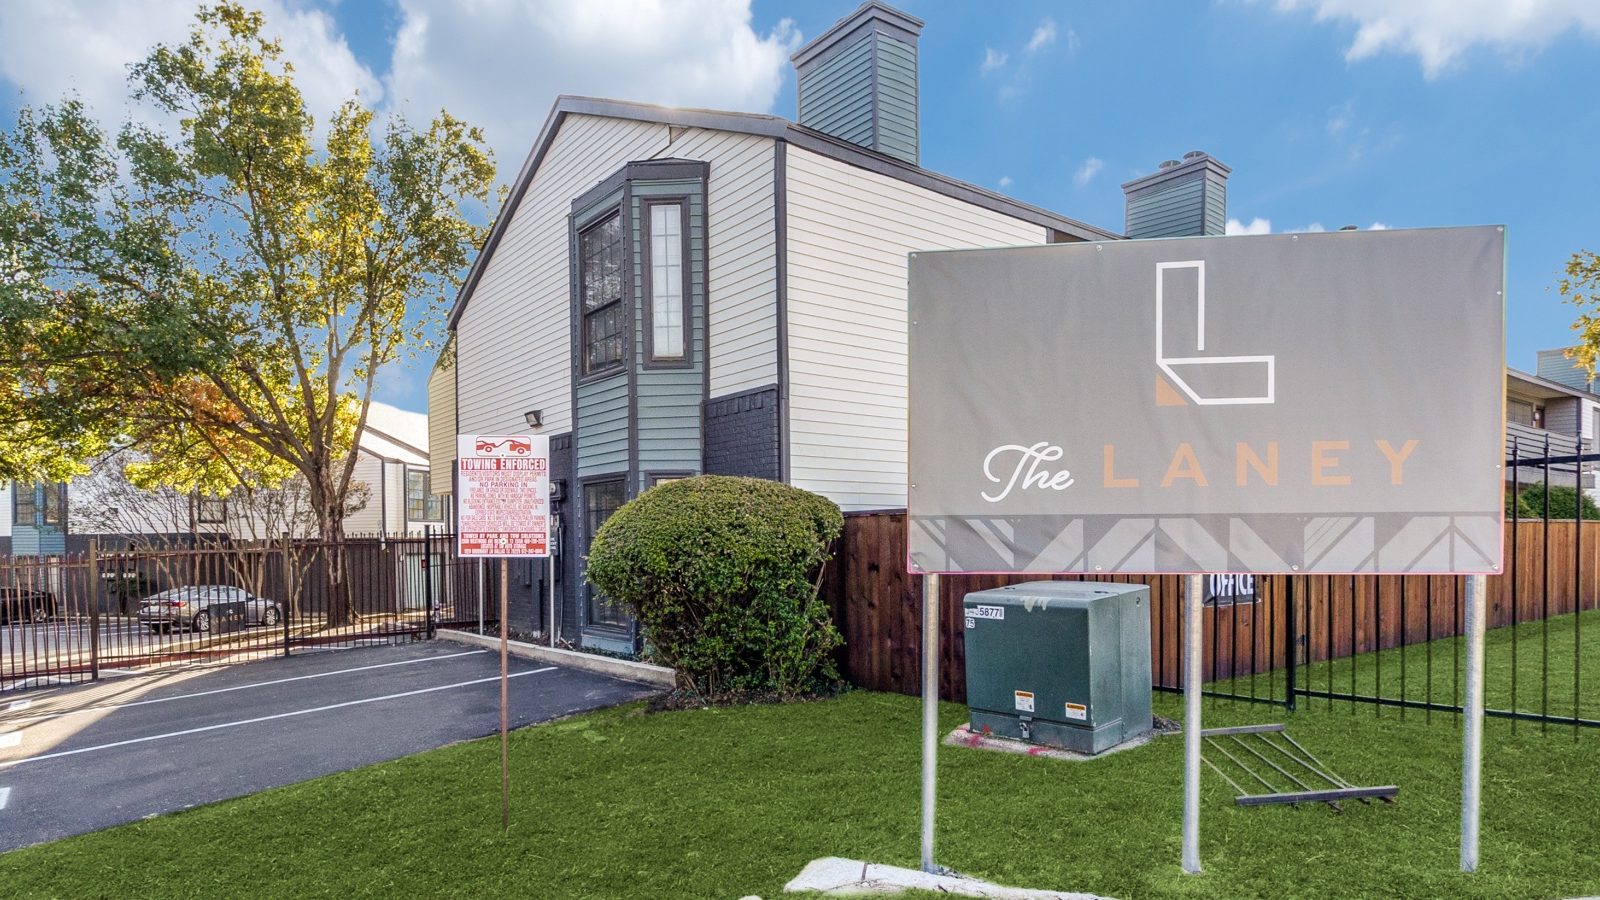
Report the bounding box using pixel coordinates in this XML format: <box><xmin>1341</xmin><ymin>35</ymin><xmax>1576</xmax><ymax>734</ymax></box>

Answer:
<box><xmin>447</xmin><ymin>95</ymin><xmax>1121</xmax><ymax>329</ymax></box>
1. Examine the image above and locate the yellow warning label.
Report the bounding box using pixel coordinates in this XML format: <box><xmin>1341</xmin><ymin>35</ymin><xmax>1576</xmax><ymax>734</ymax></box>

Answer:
<box><xmin>1014</xmin><ymin>690</ymin><xmax>1035</xmax><ymax>713</ymax></box>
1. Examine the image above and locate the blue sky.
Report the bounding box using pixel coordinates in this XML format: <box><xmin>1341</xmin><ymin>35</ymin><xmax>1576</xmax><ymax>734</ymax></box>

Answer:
<box><xmin>2</xmin><ymin>0</ymin><xmax>1597</xmax><ymax>412</ymax></box>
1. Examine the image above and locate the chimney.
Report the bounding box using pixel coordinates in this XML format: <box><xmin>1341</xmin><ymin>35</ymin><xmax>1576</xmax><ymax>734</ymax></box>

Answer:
<box><xmin>1121</xmin><ymin>150</ymin><xmax>1232</xmax><ymax>239</ymax></box>
<box><xmin>791</xmin><ymin>1</ymin><xmax>924</xmax><ymax>165</ymax></box>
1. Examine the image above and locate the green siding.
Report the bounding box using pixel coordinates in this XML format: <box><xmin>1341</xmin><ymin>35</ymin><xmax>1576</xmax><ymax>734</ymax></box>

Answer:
<box><xmin>575</xmin><ymin>375</ymin><xmax>629</xmax><ymax>478</ymax></box>
<box><xmin>876</xmin><ymin>35</ymin><xmax>918</xmax><ymax>164</ymax></box>
<box><xmin>798</xmin><ymin>36</ymin><xmax>876</xmax><ymax>148</ymax></box>
<box><xmin>1126</xmin><ymin>179</ymin><xmax>1207</xmax><ymax>239</ymax></box>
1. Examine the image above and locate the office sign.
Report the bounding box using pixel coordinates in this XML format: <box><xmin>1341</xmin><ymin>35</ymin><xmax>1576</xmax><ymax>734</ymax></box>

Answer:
<box><xmin>457</xmin><ymin>434</ymin><xmax>551</xmax><ymax>558</ymax></box>
<box><xmin>907</xmin><ymin>226</ymin><xmax>1505</xmax><ymax>575</ymax></box>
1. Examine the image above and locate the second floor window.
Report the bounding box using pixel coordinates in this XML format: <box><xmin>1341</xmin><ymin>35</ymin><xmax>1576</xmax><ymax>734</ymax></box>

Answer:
<box><xmin>15</xmin><ymin>482</ymin><xmax>65</xmax><ymax>527</ymax></box>
<box><xmin>581</xmin><ymin>212</ymin><xmax>625</xmax><ymax>376</ymax></box>
<box><xmin>406</xmin><ymin>469</ymin><xmax>444</xmax><ymax>522</ymax></box>
<box><xmin>647</xmin><ymin>202</ymin><xmax>686</xmax><ymax>361</ymax></box>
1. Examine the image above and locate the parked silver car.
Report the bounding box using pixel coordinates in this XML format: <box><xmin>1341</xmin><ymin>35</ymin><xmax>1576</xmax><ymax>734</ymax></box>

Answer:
<box><xmin>137</xmin><ymin>586</ymin><xmax>282</xmax><ymax>634</ymax></box>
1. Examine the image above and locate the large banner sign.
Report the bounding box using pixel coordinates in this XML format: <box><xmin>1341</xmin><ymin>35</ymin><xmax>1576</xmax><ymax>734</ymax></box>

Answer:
<box><xmin>908</xmin><ymin>226</ymin><xmax>1505</xmax><ymax>575</ymax></box>
<box><xmin>457</xmin><ymin>434</ymin><xmax>551</xmax><ymax>558</ymax></box>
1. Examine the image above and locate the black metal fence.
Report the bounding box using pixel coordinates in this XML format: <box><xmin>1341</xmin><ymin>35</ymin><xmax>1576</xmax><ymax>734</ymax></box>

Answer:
<box><xmin>1156</xmin><ymin>441</ymin><xmax>1600</xmax><ymax>735</ymax></box>
<box><xmin>0</xmin><ymin>532</ymin><xmax>492</xmax><ymax>693</ymax></box>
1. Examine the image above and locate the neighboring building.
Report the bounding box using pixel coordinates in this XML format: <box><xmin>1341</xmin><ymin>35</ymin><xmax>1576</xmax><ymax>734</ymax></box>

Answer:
<box><xmin>1509</xmin><ymin>356</ymin><xmax>1600</xmax><ymax>497</ymax></box>
<box><xmin>2</xmin><ymin>401</ymin><xmax>444</xmax><ymax>555</ymax></box>
<box><xmin>430</xmin><ymin>1</ymin><xmax>1206</xmax><ymax>653</ymax></box>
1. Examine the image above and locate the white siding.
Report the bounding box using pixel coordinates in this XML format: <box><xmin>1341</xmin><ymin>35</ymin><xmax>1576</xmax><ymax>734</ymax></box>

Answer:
<box><xmin>662</xmin><ymin>128</ymin><xmax>778</xmax><ymax>396</ymax></box>
<box><xmin>344</xmin><ymin>454</ymin><xmax>391</xmax><ymax>535</ymax></box>
<box><xmin>455</xmin><ymin>115</ymin><xmax>781</xmax><ymax>440</ymax></box>
<box><xmin>456</xmin><ymin>115</ymin><xmax>672</xmax><ymax>437</ymax></box>
<box><xmin>427</xmin><ymin>351</ymin><xmax>455</xmax><ymax>496</ymax></box>
<box><xmin>784</xmin><ymin>146</ymin><xmax>1048</xmax><ymax>510</ymax></box>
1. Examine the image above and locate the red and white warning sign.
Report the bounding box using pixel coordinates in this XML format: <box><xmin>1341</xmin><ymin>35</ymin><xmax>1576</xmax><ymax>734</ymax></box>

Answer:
<box><xmin>456</xmin><ymin>434</ymin><xmax>551</xmax><ymax>558</ymax></box>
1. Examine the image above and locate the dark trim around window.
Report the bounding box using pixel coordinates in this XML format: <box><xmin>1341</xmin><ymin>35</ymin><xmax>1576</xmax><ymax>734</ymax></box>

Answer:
<box><xmin>642</xmin><ymin>197</ymin><xmax>692</xmax><ymax>368</ymax></box>
<box><xmin>577</xmin><ymin>209</ymin><xmax>626</xmax><ymax>380</ymax></box>
<box><xmin>580</xmin><ymin>475</ymin><xmax>630</xmax><ymax>631</ymax></box>
<box><xmin>645</xmin><ymin>471</ymin><xmax>694</xmax><ymax>489</ymax></box>
<box><xmin>194</xmin><ymin>495</ymin><xmax>228</xmax><ymax>526</ymax></box>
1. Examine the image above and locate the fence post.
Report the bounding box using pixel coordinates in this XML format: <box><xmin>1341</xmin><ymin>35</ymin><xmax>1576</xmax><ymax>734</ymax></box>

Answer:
<box><xmin>424</xmin><ymin>526</ymin><xmax>436</xmax><ymax>640</ymax></box>
<box><xmin>281</xmin><ymin>533</ymin><xmax>292</xmax><ymax>658</ymax></box>
<box><xmin>1284</xmin><ymin>576</ymin><xmax>1297</xmax><ymax>711</ymax></box>
<box><xmin>87</xmin><ymin>539</ymin><xmax>100</xmax><ymax>682</ymax></box>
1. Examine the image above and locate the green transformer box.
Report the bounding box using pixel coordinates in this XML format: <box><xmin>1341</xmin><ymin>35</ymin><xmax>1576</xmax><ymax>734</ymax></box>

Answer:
<box><xmin>962</xmin><ymin>581</ymin><xmax>1153</xmax><ymax>755</ymax></box>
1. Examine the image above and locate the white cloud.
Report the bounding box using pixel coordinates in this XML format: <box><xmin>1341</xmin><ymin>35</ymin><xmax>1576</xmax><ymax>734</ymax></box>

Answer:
<box><xmin>1288</xmin><ymin>222</ymin><xmax>1328</xmax><ymax>233</ymax></box>
<box><xmin>1066</xmin><ymin>27</ymin><xmax>1082</xmax><ymax>54</ymax></box>
<box><xmin>0</xmin><ymin>1</ymin><xmax>379</xmax><ymax>127</ymax></box>
<box><xmin>1269</xmin><ymin>0</ymin><xmax>1600</xmax><ymax>78</ymax></box>
<box><xmin>1027</xmin><ymin>18</ymin><xmax>1058</xmax><ymax>53</ymax></box>
<box><xmin>1073</xmin><ymin>157</ymin><xmax>1104</xmax><ymax>188</ymax></box>
<box><xmin>998</xmin><ymin>175</ymin><xmax>1013</xmax><ymax>188</ymax></box>
<box><xmin>1367</xmin><ymin>221</ymin><xmax>1390</xmax><ymax>229</ymax></box>
<box><xmin>385</xmin><ymin>0</ymin><xmax>800</xmax><ymax>176</ymax></box>
<box><xmin>1326</xmin><ymin>100</ymin><xmax>1354</xmax><ymax>136</ymax></box>
<box><xmin>980</xmin><ymin>47</ymin><xmax>1008</xmax><ymax>74</ymax></box>
<box><xmin>1226</xmin><ymin>217</ymin><xmax>1273</xmax><ymax>235</ymax></box>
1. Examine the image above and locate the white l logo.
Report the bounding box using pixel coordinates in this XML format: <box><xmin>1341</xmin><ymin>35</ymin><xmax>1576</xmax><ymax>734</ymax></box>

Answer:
<box><xmin>1155</xmin><ymin>260</ymin><xmax>1276</xmax><ymax>405</ymax></box>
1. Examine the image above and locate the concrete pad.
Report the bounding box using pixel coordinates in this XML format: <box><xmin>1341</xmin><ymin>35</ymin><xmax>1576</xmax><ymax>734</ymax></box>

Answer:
<box><xmin>943</xmin><ymin>724</ymin><xmax>1154</xmax><ymax>761</ymax></box>
<box><xmin>783</xmin><ymin>857</ymin><xmax>1107</xmax><ymax>898</ymax></box>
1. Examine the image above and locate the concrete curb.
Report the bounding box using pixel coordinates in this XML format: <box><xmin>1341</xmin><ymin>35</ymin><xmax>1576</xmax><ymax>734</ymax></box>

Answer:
<box><xmin>783</xmin><ymin>857</ymin><xmax>1106</xmax><ymax>898</ymax></box>
<box><xmin>436</xmin><ymin>629</ymin><xmax>676</xmax><ymax>689</ymax></box>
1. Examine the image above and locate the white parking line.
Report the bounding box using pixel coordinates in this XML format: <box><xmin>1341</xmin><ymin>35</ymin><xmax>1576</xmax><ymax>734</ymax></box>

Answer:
<box><xmin>0</xmin><ymin>787</ymin><xmax>9</xmax><ymax>810</ymax></box>
<box><xmin>0</xmin><ymin>734</ymin><xmax>19</xmax><ymax>749</ymax></box>
<box><xmin>8</xmin><ymin>700</ymin><xmax>30</xmax><ymax>712</ymax></box>
<box><xmin>0</xmin><ymin>667</ymin><xmax>557</xmax><ymax>769</ymax></box>
<box><xmin>4</xmin><ymin>649</ymin><xmax>490</xmax><ymax>726</ymax></box>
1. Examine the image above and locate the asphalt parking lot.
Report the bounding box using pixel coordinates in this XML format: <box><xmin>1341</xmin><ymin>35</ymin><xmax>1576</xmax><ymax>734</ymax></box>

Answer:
<box><xmin>0</xmin><ymin>641</ymin><xmax>655</xmax><ymax>852</ymax></box>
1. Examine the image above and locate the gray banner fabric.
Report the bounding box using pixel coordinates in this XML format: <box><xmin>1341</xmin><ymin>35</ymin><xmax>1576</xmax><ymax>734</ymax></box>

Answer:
<box><xmin>907</xmin><ymin>226</ymin><xmax>1505</xmax><ymax>575</ymax></box>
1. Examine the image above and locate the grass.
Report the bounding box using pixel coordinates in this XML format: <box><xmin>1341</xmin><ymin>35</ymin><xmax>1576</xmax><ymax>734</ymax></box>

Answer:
<box><xmin>4</xmin><ymin>618</ymin><xmax>1599</xmax><ymax>899</ymax></box>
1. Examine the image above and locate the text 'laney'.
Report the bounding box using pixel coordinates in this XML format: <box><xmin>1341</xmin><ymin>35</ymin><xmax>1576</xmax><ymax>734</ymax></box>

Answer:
<box><xmin>980</xmin><ymin>440</ymin><xmax>1420</xmax><ymax>503</ymax></box>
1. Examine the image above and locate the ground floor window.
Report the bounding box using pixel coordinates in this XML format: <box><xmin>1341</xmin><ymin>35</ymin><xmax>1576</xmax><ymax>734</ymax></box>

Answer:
<box><xmin>584</xmin><ymin>478</ymin><xmax>629</xmax><ymax>628</ymax></box>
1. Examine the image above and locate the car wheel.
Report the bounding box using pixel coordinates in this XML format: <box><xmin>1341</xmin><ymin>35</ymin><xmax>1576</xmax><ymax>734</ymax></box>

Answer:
<box><xmin>148</xmin><ymin>624</ymin><xmax>166</xmax><ymax>634</ymax></box>
<box><xmin>192</xmin><ymin>611</ymin><xmax>211</xmax><ymax>634</ymax></box>
<box><xmin>262</xmin><ymin>606</ymin><xmax>281</xmax><ymax>627</ymax></box>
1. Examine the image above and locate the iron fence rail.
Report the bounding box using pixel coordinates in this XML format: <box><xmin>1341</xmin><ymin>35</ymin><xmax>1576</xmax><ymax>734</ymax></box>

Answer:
<box><xmin>0</xmin><ymin>532</ymin><xmax>488</xmax><ymax>693</ymax></box>
<box><xmin>1154</xmin><ymin>444</ymin><xmax>1600</xmax><ymax>734</ymax></box>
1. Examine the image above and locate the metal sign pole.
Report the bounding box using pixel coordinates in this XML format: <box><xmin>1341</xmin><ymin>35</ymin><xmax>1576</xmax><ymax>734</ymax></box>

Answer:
<box><xmin>921</xmin><ymin>571</ymin><xmax>941</xmax><ymax>874</ymax></box>
<box><xmin>1182</xmin><ymin>573</ymin><xmax>1204</xmax><ymax>875</ymax></box>
<box><xmin>500</xmin><ymin>557</ymin><xmax>510</xmax><ymax>832</ymax></box>
<box><xmin>1461</xmin><ymin>572</ymin><xmax>1487</xmax><ymax>872</ymax></box>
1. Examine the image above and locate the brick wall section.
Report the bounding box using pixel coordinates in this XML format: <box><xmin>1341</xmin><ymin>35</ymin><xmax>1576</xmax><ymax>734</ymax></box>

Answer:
<box><xmin>506</xmin><ymin>432</ymin><xmax>572</xmax><ymax>636</ymax></box>
<box><xmin>703</xmin><ymin>385</ymin><xmax>781</xmax><ymax>480</ymax></box>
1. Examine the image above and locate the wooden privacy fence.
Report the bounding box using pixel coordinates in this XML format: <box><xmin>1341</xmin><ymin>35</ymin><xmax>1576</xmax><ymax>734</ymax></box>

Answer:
<box><xmin>821</xmin><ymin>511</ymin><xmax>1595</xmax><ymax>706</ymax></box>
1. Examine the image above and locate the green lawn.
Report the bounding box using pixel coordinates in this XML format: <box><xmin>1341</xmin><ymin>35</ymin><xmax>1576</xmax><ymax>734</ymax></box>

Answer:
<box><xmin>2</xmin><ymin>679</ymin><xmax>1597</xmax><ymax>899</ymax></box>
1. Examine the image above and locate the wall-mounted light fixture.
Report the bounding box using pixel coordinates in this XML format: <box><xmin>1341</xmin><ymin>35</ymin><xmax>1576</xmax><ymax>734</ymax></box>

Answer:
<box><xmin>524</xmin><ymin>409</ymin><xmax>543</xmax><ymax>429</ymax></box>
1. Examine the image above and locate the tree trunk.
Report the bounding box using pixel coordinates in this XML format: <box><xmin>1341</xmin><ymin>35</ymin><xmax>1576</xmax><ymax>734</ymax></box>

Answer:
<box><xmin>308</xmin><ymin>462</ymin><xmax>356</xmax><ymax>629</ymax></box>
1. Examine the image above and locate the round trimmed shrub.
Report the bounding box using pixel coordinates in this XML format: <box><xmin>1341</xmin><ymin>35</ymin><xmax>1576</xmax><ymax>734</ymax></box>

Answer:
<box><xmin>585</xmin><ymin>475</ymin><xmax>844</xmax><ymax>700</ymax></box>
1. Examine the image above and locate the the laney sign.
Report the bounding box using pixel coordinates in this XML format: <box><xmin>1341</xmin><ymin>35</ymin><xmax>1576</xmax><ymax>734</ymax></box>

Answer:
<box><xmin>907</xmin><ymin>226</ymin><xmax>1505</xmax><ymax>576</ymax></box>
<box><xmin>457</xmin><ymin>434</ymin><xmax>551</xmax><ymax>558</ymax></box>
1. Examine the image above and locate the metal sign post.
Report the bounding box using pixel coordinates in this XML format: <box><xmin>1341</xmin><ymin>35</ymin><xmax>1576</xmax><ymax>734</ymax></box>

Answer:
<box><xmin>500</xmin><ymin>557</ymin><xmax>510</xmax><ymax>832</ymax></box>
<box><xmin>1461</xmin><ymin>573</ymin><xmax>1487</xmax><ymax>872</ymax></box>
<box><xmin>921</xmin><ymin>572</ymin><xmax>941</xmax><ymax>873</ymax></box>
<box><xmin>1182</xmin><ymin>573</ymin><xmax>1203</xmax><ymax>875</ymax></box>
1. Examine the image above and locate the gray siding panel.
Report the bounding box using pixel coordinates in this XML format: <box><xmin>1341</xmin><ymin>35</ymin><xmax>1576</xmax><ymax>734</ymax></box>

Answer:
<box><xmin>1126</xmin><ymin>180</ymin><xmax>1206</xmax><ymax>239</ymax></box>
<box><xmin>876</xmin><ymin>35</ymin><xmax>918</xmax><ymax>164</ymax></box>
<box><xmin>575</xmin><ymin>376</ymin><xmax>629</xmax><ymax>477</ymax></box>
<box><xmin>797</xmin><ymin>36</ymin><xmax>876</xmax><ymax>148</ymax></box>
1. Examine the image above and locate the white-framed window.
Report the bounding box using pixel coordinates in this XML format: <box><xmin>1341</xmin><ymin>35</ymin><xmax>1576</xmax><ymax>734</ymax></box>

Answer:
<box><xmin>646</xmin><ymin>201</ymin><xmax>686</xmax><ymax>362</ymax></box>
